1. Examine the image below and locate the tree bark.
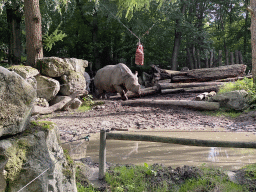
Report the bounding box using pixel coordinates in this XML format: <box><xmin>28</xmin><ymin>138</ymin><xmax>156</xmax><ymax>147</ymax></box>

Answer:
<box><xmin>161</xmin><ymin>85</ymin><xmax>220</xmax><ymax>94</ymax></box>
<box><xmin>230</xmin><ymin>52</ymin><xmax>234</xmax><ymax>64</ymax></box>
<box><xmin>171</xmin><ymin>1</ymin><xmax>186</xmax><ymax>70</ymax></box>
<box><xmin>158</xmin><ymin>81</ymin><xmax>224</xmax><ymax>90</ymax></box>
<box><xmin>225</xmin><ymin>49</ymin><xmax>229</xmax><ymax>65</ymax></box>
<box><xmin>24</xmin><ymin>0</ymin><xmax>43</xmax><ymax>67</ymax></box>
<box><xmin>218</xmin><ymin>50</ymin><xmax>222</xmax><ymax>66</ymax></box>
<box><xmin>6</xmin><ymin>5</ymin><xmax>22</xmax><ymax>65</ymax></box>
<box><xmin>171</xmin><ymin>64</ymin><xmax>247</xmax><ymax>82</ymax></box>
<box><xmin>235</xmin><ymin>50</ymin><xmax>239</xmax><ymax>64</ymax></box>
<box><xmin>250</xmin><ymin>0</ymin><xmax>256</xmax><ymax>84</ymax></box>
<box><xmin>210</xmin><ymin>49</ymin><xmax>213</xmax><ymax>67</ymax></box>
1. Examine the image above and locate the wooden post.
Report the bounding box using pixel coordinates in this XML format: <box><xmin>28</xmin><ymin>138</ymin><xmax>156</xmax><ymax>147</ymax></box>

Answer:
<box><xmin>99</xmin><ymin>129</ymin><xmax>106</xmax><ymax>179</ymax></box>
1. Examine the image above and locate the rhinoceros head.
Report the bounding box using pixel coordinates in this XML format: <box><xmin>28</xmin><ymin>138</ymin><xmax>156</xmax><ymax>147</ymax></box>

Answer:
<box><xmin>126</xmin><ymin>71</ymin><xmax>141</xmax><ymax>95</ymax></box>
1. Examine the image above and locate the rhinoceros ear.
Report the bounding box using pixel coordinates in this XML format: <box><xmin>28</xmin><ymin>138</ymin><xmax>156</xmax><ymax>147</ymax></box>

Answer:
<box><xmin>135</xmin><ymin>71</ymin><xmax>138</xmax><ymax>76</ymax></box>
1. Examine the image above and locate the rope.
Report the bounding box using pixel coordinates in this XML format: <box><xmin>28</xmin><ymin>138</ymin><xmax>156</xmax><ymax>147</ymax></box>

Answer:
<box><xmin>101</xmin><ymin>4</ymin><xmax>156</xmax><ymax>42</ymax></box>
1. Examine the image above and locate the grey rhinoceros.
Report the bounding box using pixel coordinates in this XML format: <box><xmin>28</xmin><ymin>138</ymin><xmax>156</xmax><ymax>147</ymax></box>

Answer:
<box><xmin>94</xmin><ymin>63</ymin><xmax>141</xmax><ymax>100</ymax></box>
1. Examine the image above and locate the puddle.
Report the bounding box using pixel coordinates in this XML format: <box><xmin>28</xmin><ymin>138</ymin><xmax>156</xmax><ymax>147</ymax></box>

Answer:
<box><xmin>86</xmin><ymin>132</ymin><xmax>256</xmax><ymax>170</ymax></box>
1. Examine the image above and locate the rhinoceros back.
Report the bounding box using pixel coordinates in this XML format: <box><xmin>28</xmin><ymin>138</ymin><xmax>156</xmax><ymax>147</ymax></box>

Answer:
<box><xmin>94</xmin><ymin>63</ymin><xmax>134</xmax><ymax>93</ymax></box>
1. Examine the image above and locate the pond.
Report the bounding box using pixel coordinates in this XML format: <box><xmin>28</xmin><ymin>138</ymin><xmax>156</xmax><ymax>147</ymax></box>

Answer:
<box><xmin>85</xmin><ymin>131</ymin><xmax>256</xmax><ymax>170</ymax></box>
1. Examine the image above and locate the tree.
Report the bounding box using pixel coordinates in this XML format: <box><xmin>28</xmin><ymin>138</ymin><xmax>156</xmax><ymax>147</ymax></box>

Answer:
<box><xmin>24</xmin><ymin>0</ymin><xmax>43</xmax><ymax>67</ymax></box>
<box><xmin>250</xmin><ymin>0</ymin><xmax>256</xmax><ymax>83</ymax></box>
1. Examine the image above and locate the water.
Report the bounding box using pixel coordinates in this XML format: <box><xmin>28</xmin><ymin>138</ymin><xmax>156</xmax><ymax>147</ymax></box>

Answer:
<box><xmin>85</xmin><ymin>131</ymin><xmax>256</xmax><ymax>170</ymax></box>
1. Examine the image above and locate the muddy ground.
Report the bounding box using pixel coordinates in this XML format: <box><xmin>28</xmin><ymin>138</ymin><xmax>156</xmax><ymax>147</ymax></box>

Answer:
<box><xmin>37</xmin><ymin>92</ymin><xmax>256</xmax><ymax>142</ymax></box>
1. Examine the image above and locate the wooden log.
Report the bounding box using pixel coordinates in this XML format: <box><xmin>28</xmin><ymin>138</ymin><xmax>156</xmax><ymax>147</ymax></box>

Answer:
<box><xmin>106</xmin><ymin>133</ymin><xmax>256</xmax><ymax>149</ymax></box>
<box><xmin>158</xmin><ymin>81</ymin><xmax>224</xmax><ymax>90</ymax></box>
<box><xmin>32</xmin><ymin>91</ymin><xmax>79</xmax><ymax>115</ymax></box>
<box><xmin>110</xmin><ymin>86</ymin><xmax>160</xmax><ymax>99</ymax></box>
<box><xmin>171</xmin><ymin>64</ymin><xmax>246</xmax><ymax>83</ymax></box>
<box><xmin>121</xmin><ymin>99</ymin><xmax>220</xmax><ymax>111</ymax></box>
<box><xmin>161</xmin><ymin>85</ymin><xmax>220</xmax><ymax>94</ymax></box>
<box><xmin>215</xmin><ymin>75</ymin><xmax>252</xmax><ymax>82</ymax></box>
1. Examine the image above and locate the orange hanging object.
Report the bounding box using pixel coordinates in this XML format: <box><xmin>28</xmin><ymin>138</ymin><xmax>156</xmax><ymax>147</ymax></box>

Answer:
<box><xmin>135</xmin><ymin>43</ymin><xmax>144</xmax><ymax>65</ymax></box>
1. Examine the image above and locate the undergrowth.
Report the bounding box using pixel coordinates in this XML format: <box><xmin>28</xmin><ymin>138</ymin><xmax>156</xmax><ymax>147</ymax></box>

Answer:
<box><xmin>218</xmin><ymin>77</ymin><xmax>256</xmax><ymax>104</ymax></box>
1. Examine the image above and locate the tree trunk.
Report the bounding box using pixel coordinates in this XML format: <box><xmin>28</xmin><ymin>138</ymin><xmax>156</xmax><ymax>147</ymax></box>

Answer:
<box><xmin>210</xmin><ymin>49</ymin><xmax>213</xmax><ymax>67</ymax></box>
<box><xmin>238</xmin><ymin>50</ymin><xmax>244</xmax><ymax>64</ymax></box>
<box><xmin>193</xmin><ymin>47</ymin><xmax>198</xmax><ymax>69</ymax></box>
<box><xmin>171</xmin><ymin>2</ymin><xmax>186</xmax><ymax>70</ymax></box>
<box><xmin>197</xmin><ymin>49</ymin><xmax>201</xmax><ymax>68</ymax></box>
<box><xmin>6</xmin><ymin>5</ymin><xmax>22</xmax><ymax>65</ymax></box>
<box><xmin>218</xmin><ymin>50</ymin><xmax>222</xmax><ymax>66</ymax></box>
<box><xmin>235</xmin><ymin>50</ymin><xmax>239</xmax><ymax>64</ymax></box>
<box><xmin>161</xmin><ymin>85</ymin><xmax>220</xmax><ymax>94</ymax></box>
<box><xmin>225</xmin><ymin>49</ymin><xmax>229</xmax><ymax>65</ymax></box>
<box><xmin>186</xmin><ymin>47</ymin><xmax>194</xmax><ymax>69</ymax></box>
<box><xmin>230</xmin><ymin>52</ymin><xmax>234</xmax><ymax>64</ymax></box>
<box><xmin>24</xmin><ymin>0</ymin><xmax>43</xmax><ymax>67</ymax></box>
<box><xmin>205</xmin><ymin>50</ymin><xmax>209</xmax><ymax>68</ymax></box>
<box><xmin>250</xmin><ymin>0</ymin><xmax>256</xmax><ymax>84</ymax></box>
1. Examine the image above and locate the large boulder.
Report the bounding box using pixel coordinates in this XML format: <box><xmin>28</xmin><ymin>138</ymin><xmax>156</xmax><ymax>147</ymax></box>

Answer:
<box><xmin>8</xmin><ymin>65</ymin><xmax>39</xmax><ymax>89</ymax></box>
<box><xmin>36</xmin><ymin>57</ymin><xmax>74</xmax><ymax>78</ymax></box>
<box><xmin>0</xmin><ymin>123</ymin><xmax>77</xmax><ymax>192</ymax></box>
<box><xmin>211</xmin><ymin>90</ymin><xmax>249</xmax><ymax>111</ymax></box>
<box><xmin>49</xmin><ymin>96</ymin><xmax>82</xmax><ymax>110</ymax></box>
<box><xmin>59</xmin><ymin>71</ymin><xmax>87</xmax><ymax>96</ymax></box>
<box><xmin>63</xmin><ymin>58</ymin><xmax>88</xmax><ymax>74</ymax></box>
<box><xmin>0</xmin><ymin>66</ymin><xmax>36</xmax><ymax>137</ymax></box>
<box><xmin>35</xmin><ymin>75</ymin><xmax>60</xmax><ymax>101</ymax></box>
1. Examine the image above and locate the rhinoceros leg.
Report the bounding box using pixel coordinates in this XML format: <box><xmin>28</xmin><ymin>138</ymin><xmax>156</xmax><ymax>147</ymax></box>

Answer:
<box><xmin>114</xmin><ymin>85</ymin><xmax>128</xmax><ymax>100</ymax></box>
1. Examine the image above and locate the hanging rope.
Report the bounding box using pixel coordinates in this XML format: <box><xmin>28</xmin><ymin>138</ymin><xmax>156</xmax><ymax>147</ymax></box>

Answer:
<box><xmin>101</xmin><ymin>4</ymin><xmax>158</xmax><ymax>66</ymax></box>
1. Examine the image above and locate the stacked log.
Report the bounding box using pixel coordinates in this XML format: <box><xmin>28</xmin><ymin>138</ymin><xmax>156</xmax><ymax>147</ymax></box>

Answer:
<box><xmin>152</xmin><ymin>64</ymin><xmax>247</xmax><ymax>95</ymax></box>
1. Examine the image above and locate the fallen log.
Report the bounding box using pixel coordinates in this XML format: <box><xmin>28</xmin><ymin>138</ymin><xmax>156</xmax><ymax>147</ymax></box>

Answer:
<box><xmin>121</xmin><ymin>99</ymin><xmax>220</xmax><ymax>111</ymax></box>
<box><xmin>110</xmin><ymin>86</ymin><xmax>160</xmax><ymax>99</ymax></box>
<box><xmin>215</xmin><ymin>75</ymin><xmax>252</xmax><ymax>82</ymax></box>
<box><xmin>32</xmin><ymin>91</ymin><xmax>79</xmax><ymax>115</ymax></box>
<box><xmin>171</xmin><ymin>64</ymin><xmax>246</xmax><ymax>82</ymax></box>
<box><xmin>161</xmin><ymin>85</ymin><xmax>220</xmax><ymax>94</ymax></box>
<box><xmin>158</xmin><ymin>81</ymin><xmax>224</xmax><ymax>90</ymax></box>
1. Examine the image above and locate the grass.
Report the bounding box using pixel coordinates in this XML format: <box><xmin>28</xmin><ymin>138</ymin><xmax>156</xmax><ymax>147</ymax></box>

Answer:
<box><xmin>201</xmin><ymin>109</ymin><xmax>242</xmax><ymax>118</ymax></box>
<box><xmin>77</xmin><ymin>94</ymin><xmax>105</xmax><ymax>112</ymax></box>
<box><xmin>218</xmin><ymin>77</ymin><xmax>256</xmax><ymax>104</ymax></box>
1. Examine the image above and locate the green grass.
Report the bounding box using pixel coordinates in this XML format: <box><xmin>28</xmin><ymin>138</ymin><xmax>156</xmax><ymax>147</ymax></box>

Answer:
<box><xmin>179</xmin><ymin>166</ymin><xmax>247</xmax><ymax>192</ymax></box>
<box><xmin>201</xmin><ymin>109</ymin><xmax>242</xmax><ymax>118</ymax></box>
<box><xmin>218</xmin><ymin>77</ymin><xmax>256</xmax><ymax>104</ymax></box>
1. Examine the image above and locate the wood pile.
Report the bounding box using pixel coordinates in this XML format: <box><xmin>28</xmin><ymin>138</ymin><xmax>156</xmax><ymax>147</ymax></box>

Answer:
<box><xmin>112</xmin><ymin>64</ymin><xmax>248</xmax><ymax>101</ymax></box>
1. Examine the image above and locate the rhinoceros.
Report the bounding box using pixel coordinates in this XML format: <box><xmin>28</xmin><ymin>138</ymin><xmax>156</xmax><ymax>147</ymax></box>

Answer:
<box><xmin>94</xmin><ymin>63</ymin><xmax>141</xmax><ymax>100</ymax></box>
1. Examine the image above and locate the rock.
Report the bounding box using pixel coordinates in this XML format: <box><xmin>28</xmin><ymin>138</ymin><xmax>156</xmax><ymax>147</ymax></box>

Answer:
<box><xmin>50</xmin><ymin>96</ymin><xmax>82</xmax><ymax>110</ymax></box>
<box><xmin>8</xmin><ymin>65</ymin><xmax>39</xmax><ymax>89</ymax></box>
<box><xmin>211</xmin><ymin>90</ymin><xmax>249</xmax><ymax>111</ymax></box>
<box><xmin>37</xmin><ymin>57</ymin><xmax>74</xmax><ymax>78</ymax></box>
<box><xmin>0</xmin><ymin>123</ymin><xmax>77</xmax><ymax>192</ymax></box>
<box><xmin>8</xmin><ymin>65</ymin><xmax>40</xmax><ymax>79</ymax></box>
<box><xmin>35</xmin><ymin>98</ymin><xmax>49</xmax><ymax>107</ymax></box>
<box><xmin>59</xmin><ymin>70</ymin><xmax>87</xmax><ymax>96</ymax></box>
<box><xmin>35</xmin><ymin>75</ymin><xmax>60</xmax><ymax>101</ymax></box>
<box><xmin>0</xmin><ymin>66</ymin><xmax>36</xmax><ymax>137</ymax></box>
<box><xmin>63</xmin><ymin>58</ymin><xmax>88</xmax><ymax>74</ymax></box>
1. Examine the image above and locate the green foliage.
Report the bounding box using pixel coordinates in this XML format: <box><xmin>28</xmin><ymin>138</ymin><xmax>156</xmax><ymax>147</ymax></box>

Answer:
<box><xmin>179</xmin><ymin>166</ymin><xmax>246</xmax><ymax>192</ymax></box>
<box><xmin>43</xmin><ymin>27</ymin><xmax>67</xmax><ymax>52</ymax></box>
<box><xmin>77</xmin><ymin>182</ymin><xmax>99</xmax><ymax>192</ymax></box>
<box><xmin>218</xmin><ymin>78</ymin><xmax>256</xmax><ymax>104</ymax></box>
<box><xmin>242</xmin><ymin>163</ymin><xmax>256</xmax><ymax>180</ymax></box>
<box><xmin>30</xmin><ymin>120</ymin><xmax>55</xmax><ymax>131</ymax></box>
<box><xmin>77</xmin><ymin>95</ymin><xmax>95</xmax><ymax>112</ymax></box>
<box><xmin>201</xmin><ymin>109</ymin><xmax>242</xmax><ymax>119</ymax></box>
<box><xmin>105</xmin><ymin>164</ymin><xmax>168</xmax><ymax>192</ymax></box>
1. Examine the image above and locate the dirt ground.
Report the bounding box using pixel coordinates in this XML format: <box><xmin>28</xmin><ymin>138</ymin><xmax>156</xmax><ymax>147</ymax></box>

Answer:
<box><xmin>37</xmin><ymin>92</ymin><xmax>256</xmax><ymax>142</ymax></box>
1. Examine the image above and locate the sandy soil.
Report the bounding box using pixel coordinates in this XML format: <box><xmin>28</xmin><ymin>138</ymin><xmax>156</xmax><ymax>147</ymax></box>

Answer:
<box><xmin>37</xmin><ymin>92</ymin><xmax>256</xmax><ymax>142</ymax></box>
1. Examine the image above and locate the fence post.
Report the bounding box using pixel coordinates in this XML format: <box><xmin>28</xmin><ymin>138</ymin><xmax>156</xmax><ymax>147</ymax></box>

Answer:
<box><xmin>99</xmin><ymin>129</ymin><xmax>106</xmax><ymax>179</ymax></box>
